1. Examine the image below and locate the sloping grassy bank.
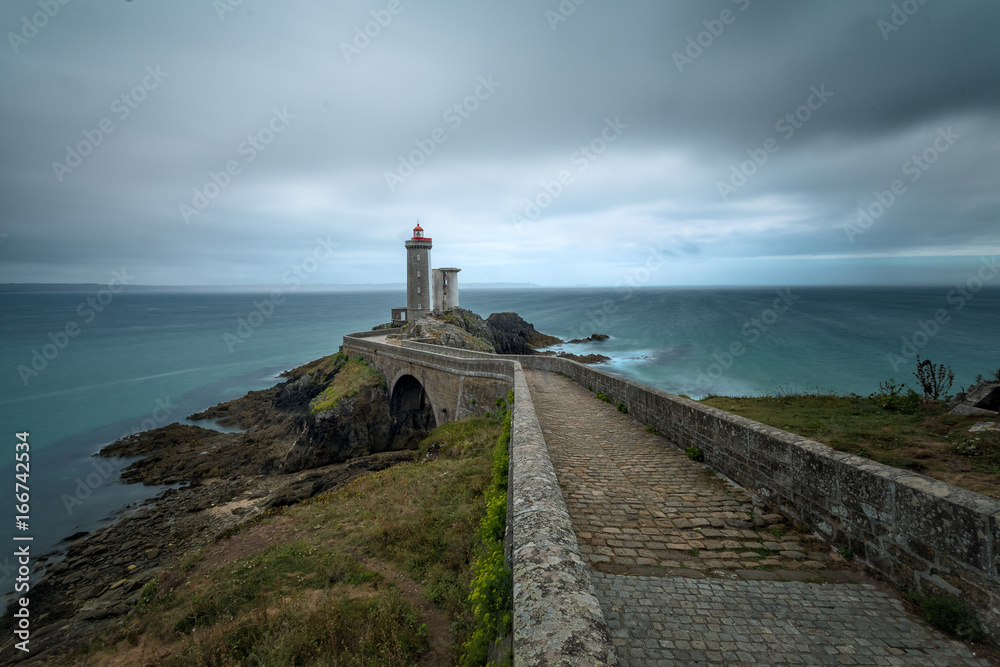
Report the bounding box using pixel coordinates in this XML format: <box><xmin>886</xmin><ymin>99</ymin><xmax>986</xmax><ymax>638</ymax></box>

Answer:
<box><xmin>70</xmin><ymin>411</ymin><xmax>510</xmax><ymax>666</ymax></box>
<box><xmin>700</xmin><ymin>393</ymin><xmax>999</xmax><ymax>499</ymax></box>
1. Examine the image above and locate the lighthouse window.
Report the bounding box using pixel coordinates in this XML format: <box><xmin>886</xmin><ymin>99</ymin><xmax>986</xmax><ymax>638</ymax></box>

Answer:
<box><xmin>417</xmin><ymin>287</ymin><xmax>420</xmax><ymax>294</ymax></box>
<box><xmin>417</xmin><ymin>271</ymin><xmax>420</xmax><ymax>277</ymax></box>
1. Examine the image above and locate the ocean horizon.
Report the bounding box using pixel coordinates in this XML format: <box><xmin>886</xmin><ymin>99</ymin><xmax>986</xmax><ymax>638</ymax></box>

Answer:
<box><xmin>2</xmin><ymin>284</ymin><xmax>999</xmax><ymax>602</ymax></box>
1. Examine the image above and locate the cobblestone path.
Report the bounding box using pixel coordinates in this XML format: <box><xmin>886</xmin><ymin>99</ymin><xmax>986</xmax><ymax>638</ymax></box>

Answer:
<box><xmin>524</xmin><ymin>369</ymin><xmax>988</xmax><ymax>666</ymax></box>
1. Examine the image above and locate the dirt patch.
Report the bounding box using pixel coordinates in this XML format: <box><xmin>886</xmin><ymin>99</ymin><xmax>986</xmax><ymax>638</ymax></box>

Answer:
<box><xmin>183</xmin><ymin>512</ymin><xmax>299</xmax><ymax>583</ymax></box>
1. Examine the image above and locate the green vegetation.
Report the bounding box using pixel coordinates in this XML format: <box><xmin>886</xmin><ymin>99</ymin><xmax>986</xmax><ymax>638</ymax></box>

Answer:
<box><xmin>81</xmin><ymin>412</ymin><xmax>507</xmax><ymax>666</ymax></box>
<box><xmin>616</xmin><ymin>401</ymin><xmax>629</xmax><ymax>414</ymax></box>
<box><xmin>685</xmin><ymin>446</ymin><xmax>704</xmax><ymax>462</ymax></box>
<box><xmin>462</xmin><ymin>393</ymin><xmax>513</xmax><ymax>666</ymax></box>
<box><xmin>913</xmin><ymin>356</ymin><xmax>955</xmax><ymax>401</ymax></box>
<box><xmin>902</xmin><ymin>589</ymin><xmax>984</xmax><ymax>641</ymax></box>
<box><xmin>418</xmin><ymin>415</ymin><xmax>506</xmax><ymax>461</ymax></box>
<box><xmin>172</xmin><ymin>542</ymin><xmax>379</xmax><ymax>635</ymax></box>
<box><xmin>309</xmin><ymin>356</ymin><xmax>384</xmax><ymax>414</ymax></box>
<box><xmin>595</xmin><ymin>392</ymin><xmax>611</xmax><ymax>403</ymax></box>
<box><xmin>701</xmin><ymin>390</ymin><xmax>1000</xmax><ymax>498</ymax></box>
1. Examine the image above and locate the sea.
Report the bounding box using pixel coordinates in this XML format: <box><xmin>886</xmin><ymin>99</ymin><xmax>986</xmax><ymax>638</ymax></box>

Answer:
<box><xmin>1</xmin><ymin>285</ymin><xmax>999</xmax><ymax>601</ymax></box>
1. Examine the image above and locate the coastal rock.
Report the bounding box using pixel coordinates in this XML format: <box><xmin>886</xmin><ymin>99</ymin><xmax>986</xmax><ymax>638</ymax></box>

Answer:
<box><xmin>950</xmin><ymin>379</ymin><xmax>1000</xmax><ymax>415</ymax></box>
<box><xmin>567</xmin><ymin>333</ymin><xmax>610</xmax><ymax>344</ymax></box>
<box><xmin>403</xmin><ymin>310</ymin><xmax>496</xmax><ymax>352</ymax></box>
<box><xmin>537</xmin><ymin>350</ymin><xmax>611</xmax><ymax>365</ymax></box>
<box><xmin>485</xmin><ymin>311</ymin><xmax>562</xmax><ymax>354</ymax></box>
<box><xmin>281</xmin><ymin>381</ymin><xmax>429</xmax><ymax>472</ymax></box>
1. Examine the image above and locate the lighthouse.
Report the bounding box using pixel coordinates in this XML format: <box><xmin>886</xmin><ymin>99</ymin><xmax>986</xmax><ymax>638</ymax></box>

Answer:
<box><xmin>405</xmin><ymin>223</ymin><xmax>432</xmax><ymax>320</ymax></box>
<box><xmin>390</xmin><ymin>223</ymin><xmax>462</xmax><ymax>326</ymax></box>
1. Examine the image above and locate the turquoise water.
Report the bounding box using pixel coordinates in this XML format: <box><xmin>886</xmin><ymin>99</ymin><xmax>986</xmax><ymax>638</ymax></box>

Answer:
<box><xmin>1</xmin><ymin>286</ymin><xmax>998</xmax><ymax>594</ymax></box>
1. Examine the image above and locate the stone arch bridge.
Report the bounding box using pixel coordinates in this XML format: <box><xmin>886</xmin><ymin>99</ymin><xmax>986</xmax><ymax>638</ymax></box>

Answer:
<box><xmin>341</xmin><ymin>330</ymin><xmax>514</xmax><ymax>427</ymax></box>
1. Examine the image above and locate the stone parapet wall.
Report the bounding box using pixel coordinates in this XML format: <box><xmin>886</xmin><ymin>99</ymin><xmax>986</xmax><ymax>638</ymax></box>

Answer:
<box><xmin>509</xmin><ymin>365</ymin><xmax>618</xmax><ymax>666</ymax></box>
<box><xmin>400</xmin><ymin>339</ymin><xmax>499</xmax><ymax>359</ymax></box>
<box><xmin>347</xmin><ymin>327</ymin><xmax>404</xmax><ymax>338</ymax></box>
<box><xmin>517</xmin><ymin>355</ymin><xmax>1000</xmax><ymax>642</ymax></box>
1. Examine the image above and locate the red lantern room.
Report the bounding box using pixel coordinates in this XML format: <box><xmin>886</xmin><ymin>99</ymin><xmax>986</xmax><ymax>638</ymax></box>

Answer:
<box><xmin>411</xmin><ymin>223</ymin><xmax>431</xmax><ymax>241</ymax></box>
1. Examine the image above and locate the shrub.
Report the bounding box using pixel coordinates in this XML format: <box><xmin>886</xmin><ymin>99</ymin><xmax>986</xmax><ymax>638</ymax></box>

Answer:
<box><xmin>913</xmin><ymin>356</ymin><xmax>954</xmax><ymax>401</ymax></box>
<box><xmin>902</xmin><ymin>590</ymin><xmax>984</xmax><ymax>641</ymax></box>
<box><xmin>595</xmin><ymin>392</ymin><xmax>611</xmax><ymax>403</ymax></box>
<box><xmin>869</xmin><ymin>378</ymin><xmax>921</xmax><ymax>413</ymax></box>
<box><xmin>616</xmin><ymin>402</ymin><xmax>628</xmax><ymax>414</ymax></box>
<box><xmin>461</xmin><ymin>410</ymin><xmax>513</xmax><ymax>665</ymax></box>
<box><xmin>685</xmin><ymin>446</ymin><xmax>704</xmax><ymax>462</ymax></box>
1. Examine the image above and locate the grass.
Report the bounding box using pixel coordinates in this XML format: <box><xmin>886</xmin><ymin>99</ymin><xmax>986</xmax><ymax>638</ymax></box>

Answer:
<box><xmin>685</xmin><ymin>446</ymin><xmax>704</xmax><ymax>462</ymax></box>
<box><xmin>901</xmin><ymin>589</ymin><xmax>985</xmax><ymax>641</ymax></box>
<box><xmin>417</xmin><ymin>415</ymin><xmax>505</xmax><ymax>461</ymax></box>
<box><xmin>77</xmin><ymin>412</ymin><xmax>506</xmax><ymax>666</ymax></box>
<box><xmin>309</xmin><ymin>356</ymin><xmax>385</xmax><ymax>414</ymax></box>
<box><xmin>462</xmin><ymin>395</ymin><xmax>513</xmax><ymax>666</ymax></box>
<box><xmin>700</xmin><ymin>393</ymin><xmax>1000</xmax><ymax>498</ymax></box>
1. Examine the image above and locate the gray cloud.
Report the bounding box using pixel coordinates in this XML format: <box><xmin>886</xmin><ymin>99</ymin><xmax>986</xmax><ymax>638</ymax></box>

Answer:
<box><xmin>1</xmin><ymin>0</ymin><xmax>997</xmax><ymax>287</ymax></box>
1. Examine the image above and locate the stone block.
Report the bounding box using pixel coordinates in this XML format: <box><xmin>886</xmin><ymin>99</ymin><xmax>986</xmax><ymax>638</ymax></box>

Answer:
<box><xmin>894</xmin><ymin>476</ymin><xmax>990</xmax><ymax>570</ymax></box>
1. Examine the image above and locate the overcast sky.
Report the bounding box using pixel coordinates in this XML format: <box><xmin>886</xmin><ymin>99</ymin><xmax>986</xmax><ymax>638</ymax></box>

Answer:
<box><xmin>1</xmin><ymin>1</ymin><xmax>998</xmax><ymax>287</ymax></box>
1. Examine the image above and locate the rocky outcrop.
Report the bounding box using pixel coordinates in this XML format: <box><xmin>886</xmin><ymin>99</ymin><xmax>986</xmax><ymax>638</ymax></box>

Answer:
<box><xmin>539</xmin><ymin>350</ymin><xmax>610</xmax><ymax>364</ymax></box>
<box><xmin>281</xmin><ymin>381</ymin><xmax>431</xmax><ymax>472</ymax></box>
<box><xmin>567</xmin><ymin>333</ymin><xmax>609</xmax><ymax>344</ymax></box>
<box><xmin>485</xmin><ymin>312</ymin><xmax>562</xmax><ymax>354</ymax></box>
<box><xmin>403</xmin><ymin>310</ymin><xmax>496</xmax><ymax>352</ymax></box>
<box><xmin>950</xmin><ymin>379</ymin><xmax>1000</xmax><ymax>415</ymax></box>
